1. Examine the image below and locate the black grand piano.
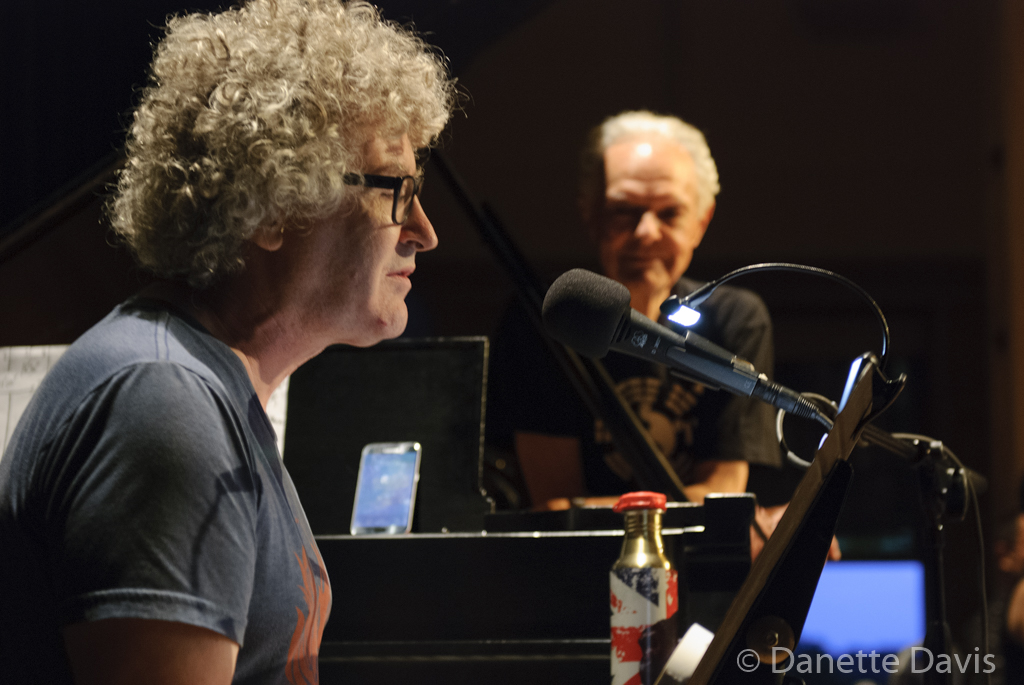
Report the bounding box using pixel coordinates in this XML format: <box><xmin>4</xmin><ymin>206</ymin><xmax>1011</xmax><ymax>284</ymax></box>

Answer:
<box><xmin>266</xmin><ymin>336</ymin><xmax>896</xmax><ymax>685</ymax></box>
<box><xmin>282</xmin><ymin>336</ymin><xmax>756</xmax><ymax>684</ymax></box>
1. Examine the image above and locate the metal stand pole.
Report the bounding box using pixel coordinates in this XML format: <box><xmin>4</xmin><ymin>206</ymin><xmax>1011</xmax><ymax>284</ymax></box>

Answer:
<box><xmin>916</xmin><ymin>441</ymin><xmax>968</xmax><ymax>685</ymax></box>
<box><xmin>920</xmin><ymin>500</ymin><xmax>952</xmax><ymax>685</ymax></box>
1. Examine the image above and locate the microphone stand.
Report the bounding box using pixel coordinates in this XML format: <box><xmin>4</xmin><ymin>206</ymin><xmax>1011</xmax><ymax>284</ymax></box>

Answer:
<box><xmin>783</xmin><ymin>401</ymin><xmax>983</xmax><ymax>685</ymax></box>
<box><xmin>660</xmin><ymin>353</ymin><xmax>906</xmax><ymax>684</ymax></box>
<box><xmin>854</xmin><ymin>428</ymin><xmax>978</xmax><ymax>685</ymax></box>
<box><xmin>430</xmin><ymin>152</ymin><xmax>687</xmax><ymax>500</ymax></box>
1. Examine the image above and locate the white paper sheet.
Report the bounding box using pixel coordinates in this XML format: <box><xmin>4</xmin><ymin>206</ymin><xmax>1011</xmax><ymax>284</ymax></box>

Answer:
<box><xmin>0</xmin><ymin>345</ymin><xmax>69</xmax><ymax>458</ymax></box>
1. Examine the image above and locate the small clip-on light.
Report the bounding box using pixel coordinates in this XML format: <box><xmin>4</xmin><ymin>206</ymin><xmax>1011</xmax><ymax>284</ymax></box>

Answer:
<box><xmin>660</xmin><ymin>282</ymin><xmax>714</xmax><ymax>329</ymax></box>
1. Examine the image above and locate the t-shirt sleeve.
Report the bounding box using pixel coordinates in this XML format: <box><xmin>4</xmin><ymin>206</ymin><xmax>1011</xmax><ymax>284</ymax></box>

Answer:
<box><xmin>705</xmin><ymin>287</ymin><xmax>782</xmax><ymax>468</ymax></box>
<box><xmin>43</xmin><ymin>362</ymin><xmax>258</xmax><ymax>644</ymax></box>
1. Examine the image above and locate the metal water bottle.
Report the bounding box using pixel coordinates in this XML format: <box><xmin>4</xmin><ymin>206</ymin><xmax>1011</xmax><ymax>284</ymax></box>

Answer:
<box><xmin>611</xmin><ymin>491</ymin><xmax>678</xmax><ymax>685</ymax></box>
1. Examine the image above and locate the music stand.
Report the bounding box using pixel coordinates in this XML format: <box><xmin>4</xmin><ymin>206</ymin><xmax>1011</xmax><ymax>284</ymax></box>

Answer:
<box><xmin>659</xmin><ymin>353</ymin><xmax>905</xmax><ymax>684</ymax></box>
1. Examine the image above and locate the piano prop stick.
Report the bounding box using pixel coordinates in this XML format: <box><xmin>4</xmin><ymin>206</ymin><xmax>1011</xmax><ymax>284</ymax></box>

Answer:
<box><xmin>659</xmin><ymin>353</ymin><xmax>905</xmax><ymax>684</ymax></box>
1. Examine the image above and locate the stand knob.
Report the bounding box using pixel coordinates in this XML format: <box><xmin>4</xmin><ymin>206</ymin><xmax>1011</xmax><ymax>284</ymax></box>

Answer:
<box><xmin>745</xmin><ymin>615</ymin><xmax>795</xmax><ymax>665</ymax></box>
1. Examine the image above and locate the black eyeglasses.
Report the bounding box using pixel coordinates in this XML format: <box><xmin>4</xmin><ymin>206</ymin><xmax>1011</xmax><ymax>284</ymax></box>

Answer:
<box><xmin>343</xmin><ymin>172</ymin><xmax>423</xmax><ymax>224</ymax></box>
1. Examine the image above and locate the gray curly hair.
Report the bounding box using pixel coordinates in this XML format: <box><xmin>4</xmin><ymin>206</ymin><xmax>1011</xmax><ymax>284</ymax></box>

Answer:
<box><xmin>108</xmin><ymin>0</ymin><xmax>456</xmax><ymax>288</ymax></box>
<box><xmin>579</xmin><ymin>111</ymin><xmax>720</xmax><ymax>221</ymax></box>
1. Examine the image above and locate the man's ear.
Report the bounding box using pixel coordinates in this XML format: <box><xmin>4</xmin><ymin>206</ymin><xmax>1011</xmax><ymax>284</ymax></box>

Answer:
<box><xmin>692</xmin><ymin>201</ymin><xmax>715</xmax><ymax>248</ymax></box>
<box><xmin>251</xmin><ymin>225</ymin><xmax>285</xmax><ymax>252</ymax></box>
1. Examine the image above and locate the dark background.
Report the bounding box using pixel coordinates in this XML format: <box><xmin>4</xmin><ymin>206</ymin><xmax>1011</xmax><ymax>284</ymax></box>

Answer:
<box><xmin>2</xmin><ymin>0</ymin><xmax>1019</xmax><ymax>653</ymax></box>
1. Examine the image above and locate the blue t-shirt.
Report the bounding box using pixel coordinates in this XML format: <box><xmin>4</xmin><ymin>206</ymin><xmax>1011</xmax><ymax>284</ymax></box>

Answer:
<box><xmin>0</xmin><ymin>298</ymin><xmax>331</xmax><ymax>684</ymax></box>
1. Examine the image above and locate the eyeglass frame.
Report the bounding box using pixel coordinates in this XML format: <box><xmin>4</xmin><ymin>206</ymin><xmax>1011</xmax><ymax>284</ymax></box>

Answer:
<box><xmin>342</xmin><ymin>172</ymin><xmax>424</xmax><ymax>225</ymax></box>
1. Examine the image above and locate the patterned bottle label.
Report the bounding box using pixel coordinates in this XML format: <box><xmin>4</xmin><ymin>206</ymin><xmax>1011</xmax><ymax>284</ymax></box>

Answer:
<box><xmin>610</xmin><ymin>567</ymin><xmax>678</xmax><ymax>685</ymax></box>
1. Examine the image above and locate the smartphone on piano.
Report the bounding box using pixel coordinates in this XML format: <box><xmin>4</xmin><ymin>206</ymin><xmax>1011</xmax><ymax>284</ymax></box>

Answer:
<box><xmin>350</xmin><ymin>441</ymin><xmax>422</xmax><ymax>535</ymax></box>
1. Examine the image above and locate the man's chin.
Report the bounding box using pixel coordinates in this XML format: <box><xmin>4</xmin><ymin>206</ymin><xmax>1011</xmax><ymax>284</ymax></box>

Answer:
<box><xmin>345</xmin><ymin>306</ymin><xmax>408</xmax><ymax>348</ymax></box>
<box><xmin>375</xmin><ymin>309</ymin><xmax>409</xmax><ymax>343</ymax></box>
<box><xmin>616</xmin><ymin>269</ymin><xmax>670</xmax><ymax>292</ymax></box>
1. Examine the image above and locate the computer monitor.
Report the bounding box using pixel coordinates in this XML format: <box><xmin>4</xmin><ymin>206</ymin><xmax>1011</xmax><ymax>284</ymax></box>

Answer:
<box><xmin>798</xmin><ymin>560</ymin><xmax>925</xmax><ymax>656</ymax></box>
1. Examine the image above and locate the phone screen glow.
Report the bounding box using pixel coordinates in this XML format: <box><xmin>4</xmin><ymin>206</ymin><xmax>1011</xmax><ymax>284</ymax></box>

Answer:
<box><xmin>352</xmin><ymin>449</ymin><xmax>418</xmax><ymax>531</ymax></box>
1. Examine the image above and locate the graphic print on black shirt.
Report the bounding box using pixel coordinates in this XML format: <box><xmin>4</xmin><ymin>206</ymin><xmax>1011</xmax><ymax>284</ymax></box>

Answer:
<box><xmin>594</xmin><ymin>369</ymin><xmax>706</xmax><ymax>483</ymax></box>
<box><xmin>487</xmin><ymin>276</ymin><xmax>782</xmax><ymax>499</ymax></box>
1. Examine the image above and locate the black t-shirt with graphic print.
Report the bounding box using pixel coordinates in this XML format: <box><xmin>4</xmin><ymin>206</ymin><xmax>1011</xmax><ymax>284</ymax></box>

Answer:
<box><xmin>487</xmin><ymin>277</ymin><xmax>781</xmax><ymax>497</ymax></box>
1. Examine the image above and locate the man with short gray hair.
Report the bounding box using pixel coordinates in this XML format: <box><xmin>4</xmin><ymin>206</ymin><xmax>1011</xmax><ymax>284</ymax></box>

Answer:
<box><xmin>488</xmin><ymin>110</ymin><xmax>780</xmax><ymax>509</ymax></box>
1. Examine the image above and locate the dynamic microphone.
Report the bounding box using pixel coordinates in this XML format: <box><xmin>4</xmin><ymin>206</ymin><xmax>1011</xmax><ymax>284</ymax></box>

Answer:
<box><xmin>542</xmin><ymin>269</ymin><xmax>834</xmax><ymax>431</ymax></box>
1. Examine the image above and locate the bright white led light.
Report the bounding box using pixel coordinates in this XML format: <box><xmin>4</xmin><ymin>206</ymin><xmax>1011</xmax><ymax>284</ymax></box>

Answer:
<box><xmin>668</xmin><ymin>305</ymin><xmax>701</xmax><ymax>327</ymax></box>
<box><xmin>838</xmin><ymin>356</ymin><xmax>864</xmax><ymax>413</ymax></box>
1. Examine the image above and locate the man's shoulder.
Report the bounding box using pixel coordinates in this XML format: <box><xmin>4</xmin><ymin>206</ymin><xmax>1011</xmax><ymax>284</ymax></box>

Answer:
<box><xmin>53</xmin><ymin>298</ymin><xmax>237</xmax><ymax>398</ymax></box>
<box><xmin>7</xmin><ymin>300</ymin><xmax>243</xmax><ymax>455</ymax></box>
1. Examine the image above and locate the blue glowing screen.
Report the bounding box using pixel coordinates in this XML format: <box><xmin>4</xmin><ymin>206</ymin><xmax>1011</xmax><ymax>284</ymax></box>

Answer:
<box><xmin>351</xmin><ymin>449</ymin><xmax>418</xmax><ymax>531</ymax></box>
<box><xmin>798</xmin><ymin>560</ymin><xmax>925</xmax><ymax>655</ymax></box>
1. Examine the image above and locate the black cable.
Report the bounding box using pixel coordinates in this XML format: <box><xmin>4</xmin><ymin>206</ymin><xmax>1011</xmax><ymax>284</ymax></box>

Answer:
<box><xmin>662</xmin><ymin>262</ymin><xmax>891</xmax><ymax>371</ymax></box>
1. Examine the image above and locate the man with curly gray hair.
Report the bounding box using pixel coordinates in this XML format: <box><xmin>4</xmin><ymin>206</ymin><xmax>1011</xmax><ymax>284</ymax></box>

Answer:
<box><xmin>0</xmin><ymin>1</ymin><xmax>454</xmax><ymax>683</ymax></box>
<box><xmin>489</xmin><ymin>111</ymin><xmax>781</xmax><ymax>513</ymax></box>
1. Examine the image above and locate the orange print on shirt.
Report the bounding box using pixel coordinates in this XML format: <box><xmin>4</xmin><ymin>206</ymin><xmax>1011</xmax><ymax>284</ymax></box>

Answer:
<box><xmin>285</xmin><ymin>545</ymin><xmax>332</xmax><ymax>685</ymax></box>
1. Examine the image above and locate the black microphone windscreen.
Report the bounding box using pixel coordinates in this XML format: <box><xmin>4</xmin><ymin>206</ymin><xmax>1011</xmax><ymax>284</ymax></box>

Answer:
<box><xmin>542</xmin><ymin>269</ymin><xmax>631</xmax><ymax>358</ymax></box>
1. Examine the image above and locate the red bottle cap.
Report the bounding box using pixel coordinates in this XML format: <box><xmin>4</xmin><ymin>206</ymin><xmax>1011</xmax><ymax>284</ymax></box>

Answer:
<box><xmin>612</xmin><ymin>491</ymin><xmax>667</xmax><ymax>513</ymax></box>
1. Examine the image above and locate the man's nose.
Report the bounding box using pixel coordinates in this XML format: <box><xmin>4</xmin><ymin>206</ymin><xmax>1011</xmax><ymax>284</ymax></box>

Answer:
<box><xmin>633</xmin><ymin>210</ymin><xmax>661</xmax><ymax>241</ymax></box>
<box><xmin>401</xmin><ymin>196</ymin><xmax>438</xmax><ymax>252</ymax></box>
